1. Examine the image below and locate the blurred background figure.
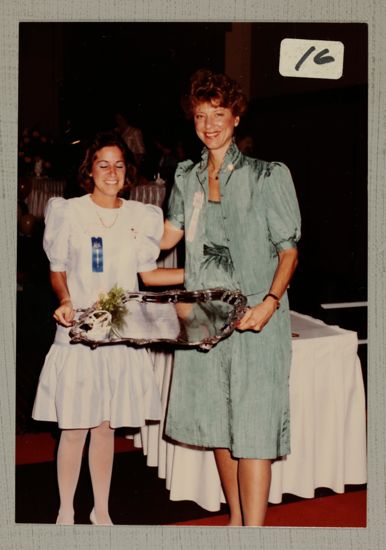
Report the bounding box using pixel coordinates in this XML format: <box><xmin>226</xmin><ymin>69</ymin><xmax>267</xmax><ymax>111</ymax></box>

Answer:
<box><xmin>114</xmin><ymin>111</ymin><xmax>146</xmax><ymax>169</ymax></box>
<box><xmin>152</xmin><ymin>131</ymin><xmax>178</xmax><ymax>186</ymax></box>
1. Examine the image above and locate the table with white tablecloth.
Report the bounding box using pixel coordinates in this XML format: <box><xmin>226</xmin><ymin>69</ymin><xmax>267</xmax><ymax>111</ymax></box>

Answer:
<box><xmin>130</xmin><ymin>181</ymin><xmax>178</xmax><ymax>466</ymax></box>
<box><xmin>134</xmin><ymin>311</ymin><xmax>367</xmax><ymax>510</ymax></box>
<box><xmin>25</xmin><ymin>176</ymin><xmax>66</xmax><ymax>218</ymax></box>
<box><xmin>130</xmin><ymin>183</ymin><xmax>166</xmax><ymax>207</ymax></box>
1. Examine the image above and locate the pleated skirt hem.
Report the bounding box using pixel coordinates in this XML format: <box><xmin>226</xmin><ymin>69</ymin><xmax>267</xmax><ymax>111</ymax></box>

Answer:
<box><xmin>32</xmin><ymin>330</ymin><xmax>162</xmax><ymax>430</ymax></box>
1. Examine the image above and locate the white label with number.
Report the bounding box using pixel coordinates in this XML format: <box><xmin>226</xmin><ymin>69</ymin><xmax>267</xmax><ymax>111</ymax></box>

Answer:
<box><xmin>279</xmin><ymin>38</ymin><xmax>344</xmax><ymax>80</ymax></box>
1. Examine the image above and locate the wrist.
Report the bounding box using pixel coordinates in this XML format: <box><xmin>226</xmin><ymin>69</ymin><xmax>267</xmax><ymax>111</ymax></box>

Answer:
<box><xmin>60</xmin><ymin>297</ymin><xmax>72</xmax><ymax>305</ymax></box>
<box><xmin>263</xmin><ymin>293</ymin><xmax>280</xmax><ymax>310</ymax></box>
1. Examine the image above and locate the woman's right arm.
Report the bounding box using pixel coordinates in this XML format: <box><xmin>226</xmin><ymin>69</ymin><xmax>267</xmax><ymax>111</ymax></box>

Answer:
<box><xmin>160</xmin><ymin>219</ymin><xmax>184</xmax><ymax>250</ymax></box>
<box><xmin>50</xmin><ymin>271</ymin><xmax>75</xmax><ymax>326</ymax></box>
<box><xmin>42</xmin><ymin>198</ymin><xmax>74</xmax><ymax>326</ymax></box>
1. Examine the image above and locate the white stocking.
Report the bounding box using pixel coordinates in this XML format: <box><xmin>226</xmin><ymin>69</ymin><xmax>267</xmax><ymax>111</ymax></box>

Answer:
<box><xmin>88</xmin><ymin>421</ymin><xmax>115</xmax><ymax>524</ymax></box>
<box><xmin>56</xmin><ymin>428</ymin><xmax>89</xmax><ymax>524</ymax></box>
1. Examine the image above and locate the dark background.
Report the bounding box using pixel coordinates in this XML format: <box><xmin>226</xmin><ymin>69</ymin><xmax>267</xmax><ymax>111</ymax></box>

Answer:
<box><xmin>17</xmin><ymin>22</ymin><xmax>367</xmax><ymax>432</ymax></box>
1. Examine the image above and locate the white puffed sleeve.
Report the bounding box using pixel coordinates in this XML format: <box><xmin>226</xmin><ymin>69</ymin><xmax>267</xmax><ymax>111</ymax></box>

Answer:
<box><xmin>42</xmin><ymin>197</ymin><xmax>70</xmax><ymax>272</ymax></box>
<box><xmin>137</xmin><ymin>204</ymin><xmax>164</xmax><ymax>272</ymax></box>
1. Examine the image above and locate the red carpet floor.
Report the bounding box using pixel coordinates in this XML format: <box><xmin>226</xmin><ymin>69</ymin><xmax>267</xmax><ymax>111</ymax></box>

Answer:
<box><xmin>174</xmin><ymin>490</ymin><xmax>366</xmax><ymax>527</ymax></box>
<box><xmin>16</xmin><ymin>432</ymin><xmax>367</xmax><ymax>527</ymax></box>
<box><xmin>16</xmin><ymin>431</ymin><xmax>135</xmax><ymax>465</ymax></box>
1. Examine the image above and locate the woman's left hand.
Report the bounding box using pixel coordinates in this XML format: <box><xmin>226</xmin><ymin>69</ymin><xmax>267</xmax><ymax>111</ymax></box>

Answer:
<box><xmin>236</xmin><ymin>300</ymin><xmax>277</xmax><ymax>332</ymax></box>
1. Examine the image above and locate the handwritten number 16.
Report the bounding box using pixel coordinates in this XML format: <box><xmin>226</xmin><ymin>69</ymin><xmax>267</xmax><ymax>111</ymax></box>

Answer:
<box><xmin>295</xmin><ymin>47</ymin><xmax>335</xmax><ymax>71</ymax></box>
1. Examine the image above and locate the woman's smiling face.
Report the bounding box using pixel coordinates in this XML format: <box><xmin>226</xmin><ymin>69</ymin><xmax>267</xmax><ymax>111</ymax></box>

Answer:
<box><xmin>91</xmin><ymin>146</ymin><xmax>126</xmax><ymax>201</ymax></box>
<box><xmin>193</xmin><ymin>101</ymin><xmax>239</xmax><ymax>156</ymax></box>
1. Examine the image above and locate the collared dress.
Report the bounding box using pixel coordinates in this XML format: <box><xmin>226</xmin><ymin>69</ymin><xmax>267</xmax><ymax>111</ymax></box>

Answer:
<box><xmin>164</xmin><ymin>142</ymin><xmax>301</xmax><ymax>459</ymax></box>
<box><xmin>32</xmin><ymin>194</ymin><xmax>163</xmax><ymax>430</ymax></box>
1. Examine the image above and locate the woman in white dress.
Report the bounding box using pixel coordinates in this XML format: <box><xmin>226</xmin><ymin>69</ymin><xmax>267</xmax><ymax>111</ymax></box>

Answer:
<box><xmin>32</xmin><ymin>131</ymin><xmax>183</xmax><ymax>525</ymax></box>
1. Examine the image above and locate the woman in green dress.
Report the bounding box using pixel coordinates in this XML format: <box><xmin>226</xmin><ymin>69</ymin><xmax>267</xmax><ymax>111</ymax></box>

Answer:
<box><xmin>161</xmin><ymin>69</ymin><xmax>301</xmax><ymax>526</ymax></box>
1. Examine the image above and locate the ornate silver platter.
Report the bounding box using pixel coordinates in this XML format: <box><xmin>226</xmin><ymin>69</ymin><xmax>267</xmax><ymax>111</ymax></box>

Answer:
<box><xmin>69</xmin><ymin>288</ymin><xmax>247</xmax><ymax>351</ymax></box>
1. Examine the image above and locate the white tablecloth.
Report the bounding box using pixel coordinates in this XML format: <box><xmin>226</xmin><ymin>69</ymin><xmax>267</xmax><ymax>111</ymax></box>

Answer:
<box><xmin>130</xmin><ymin>180</ymin><xmax>177</xmax><ymax>461</ymax></box>
<box><xmin>134</xmin><ymin>311</ymin><xmax>367</xmax><ymax>510</ymax></box>
<box><xmin>130</xmin><ymin>183</ymin><xmax>166</xmax><ymax>207</ymax></box>
<box><xmin>25</xmin><ymin>177</ymin><xmax>66</xmax><ymax>218</ymax></box>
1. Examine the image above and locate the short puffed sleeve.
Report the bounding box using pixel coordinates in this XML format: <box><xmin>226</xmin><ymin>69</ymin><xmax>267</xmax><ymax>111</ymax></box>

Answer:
<box><xmin>42</xmin><ymin>197</ymin><xmax>70</xmax><ymax>272</ymax></box>
<box><xmin>262</xmin><ymin>162</ymin><xmax>301</xmax><ymax>251</ymax></box>
<box><xmin>137</xmin><ymin>204</ymin><xmax>164</xmax><ymax>272</ymax></box>
<box><xmin>167</xmin><ymin>160</ymin><xmax>194</xmax><ymax>230</ymax></box>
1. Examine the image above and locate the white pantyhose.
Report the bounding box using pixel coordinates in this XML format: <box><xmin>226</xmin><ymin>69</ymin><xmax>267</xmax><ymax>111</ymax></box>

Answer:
<box><xmin>56</xmin><ymin>421</ymin><xmax>115</xmax><ymax>525</ymax></box>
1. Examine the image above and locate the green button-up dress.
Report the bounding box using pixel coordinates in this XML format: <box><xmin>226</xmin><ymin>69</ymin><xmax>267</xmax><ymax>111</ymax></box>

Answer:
<box><xmin>164</xmin><ymin>142</ymin><xmax>301</xmax><ymax>459</ymax></box>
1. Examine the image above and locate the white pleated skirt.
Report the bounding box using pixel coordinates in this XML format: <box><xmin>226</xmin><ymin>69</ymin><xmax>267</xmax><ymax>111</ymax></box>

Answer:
<box><xmin>32</xmin><ymin>325</ymin><xmax>162</xmax><ymax>429</ymax></box>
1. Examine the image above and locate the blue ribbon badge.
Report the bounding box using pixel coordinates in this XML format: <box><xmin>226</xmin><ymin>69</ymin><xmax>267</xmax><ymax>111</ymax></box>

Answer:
<box><xmin>91</xmin><ymin>237</ymin><xmax>103</xmax><ymax>272</ymax></box>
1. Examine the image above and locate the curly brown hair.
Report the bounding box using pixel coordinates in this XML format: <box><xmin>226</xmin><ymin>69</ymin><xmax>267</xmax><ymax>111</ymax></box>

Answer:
<box><xmin>183</xmin><ymin>69</ymin><xmax>248</xmax><ymax>118</ymax></box>
<box><xmin>78</xmin><ymin>131</ymin><xmax>135</xmax><ymax>193</ymax></box>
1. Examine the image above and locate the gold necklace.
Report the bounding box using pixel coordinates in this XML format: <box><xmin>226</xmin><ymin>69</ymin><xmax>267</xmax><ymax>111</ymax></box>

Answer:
<box><xmin>91</xmin><ymin>196</ymin><xmax>121</xmax><ymax>229</ymax></box>
<box><xmin>94</xmin><ymin>208</ymin><xmax>120</xmax><ymax>229</ymax></box>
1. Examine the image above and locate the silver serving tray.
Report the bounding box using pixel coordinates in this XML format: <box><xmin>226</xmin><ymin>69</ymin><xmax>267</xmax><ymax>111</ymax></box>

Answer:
<box><xmin>69</xmin><ymin>288</ymin><xmax>247</xmax><ymax>351</ymax></box>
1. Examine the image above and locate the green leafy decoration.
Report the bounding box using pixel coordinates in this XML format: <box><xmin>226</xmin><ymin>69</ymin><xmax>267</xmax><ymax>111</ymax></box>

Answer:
<box><xmin>96</xmin><ymin>285</ymin><xmax>128</xmax><ymax>331</ymax></box>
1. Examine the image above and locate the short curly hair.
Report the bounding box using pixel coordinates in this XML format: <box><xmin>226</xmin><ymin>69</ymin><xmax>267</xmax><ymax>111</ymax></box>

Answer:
<box><xmin>78</xmin><ymin>131</ymin><xmax>135</xmax><ymax>193</ymax></box>
<box><xmin>183</xmin><ymin>69</ymin><xmax>248</xmax><ymax>118</ymax></box>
